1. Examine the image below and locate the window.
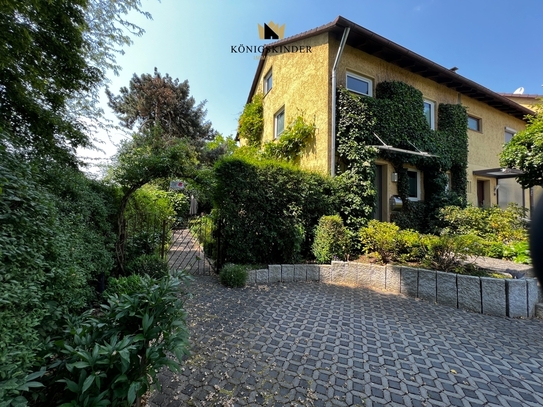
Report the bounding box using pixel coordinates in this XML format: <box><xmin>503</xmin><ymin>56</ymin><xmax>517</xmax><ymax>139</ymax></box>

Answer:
<box><xmin>468</xmin><ymin>116</ymin><xmax>481</xmax><ymax>132</ymax></box>
<box><xmin>274</xmin><ymin>107</ymin><xmax>285</xmax><ymax>138</ymax></box>
<box><xmin>505</xmin><ymin>127</ymin><xmax>516</xmax><ymax>143</ymax></box>
<box><xmin>346</xmin><ymin>72</ymin><xmax>373</xmax><ymax>96</ymax></box>
<box><xmin>264</xmin><ymin>69</ymin><xmax>272</xmax><ymax>94</ymax></box>
<box><xmin>423</xmin><ymin>100</ymin><xmax>435</xmax><ymax>130</ymax></box>
<box><xmin>407</xmin><ymin>169</ymin><xmax>421</xmax><ymax>201</ymax></box>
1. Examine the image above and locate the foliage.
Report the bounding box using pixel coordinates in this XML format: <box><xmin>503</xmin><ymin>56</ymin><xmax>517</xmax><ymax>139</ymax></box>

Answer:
<box><xmin>421</xmin><ymin>234</ymin><xmax>485</xmax><ymax>273</ymax></box>
<box><xmin>359</xmin><ymin>220</ymin><xmax>401</xmax><ymax>263</ymax></box>
<box><xmin>336</xmin><ymin>83</ymin><xmax>468</xmax><ymax>233</ymax></box>
<box><xmin>312</xmin><ymin>215</ymin><xmax>351</xmax><ymax>263</ymax></box>
<box><xmin>503</xmin><ymin>241</ymin><xmax>531</xmax><ymax>264</ymax></box>
<box><xmin>237</xmin><ymin>93</ymin><xmax>264</xmax><ymax>147</ymax></box>
<box><xmin>438</xmin><ymin>204</ymin><xmax>528</xmax><ymax>244</ymax></box>
<box><xmin>126</xmin><ymin>254</ymin><xmax>170</xmax><ymax>279</ymax></box>
<box><xmin>49</xmin><ymin>271</ymin><xmax>191</xmax><ymax>407</ymax></box>
<box><xmin>0</xmin><ymin>138</ymin><xmax>117</xmax><ymax>406</ymax></box>
<box><xmin>213</xmin><ymin>157</ymin><xmax>336</xmax><ymax>264</ymax></box>
<box><xmin>107</xmin><ymin>68</ymin><xmax>216</xmax><ymax>149</ymax></box>
<box><xmin>189</xmin><ymin>214</ymin><xmax>216</xmax><ymax>258</ymax></box>
<box><xmin>200</xmin><ymin>134</ymin><xmax>238</xmax><ymax>166</ymax></box>
<box><xmin>0</xmin><ymin>0</ymin><xmax>98</xmax><ymax>164</ymax></box>
<box><xmin>105</xmin><ymin>274</ymin><xmax>146</xmax><ymax>297</ymax></box>
<box><xmin>500</xmin><ymin>103</ymin><xmax>543</xmax><ymax>188</ymax></box>
<box><xmin>391</xmin><ymin>201</ymin><xmax>426</xmax><ymax>231</ymax></box>
<box><xmin>219</xmin><ymin>264</ymin><xmax>248</xmax><ymax>288</ymax></box>
<box><xmin>262</xmin><ymin>116</ymin><xmax>316</xmax><ymax>163</ymax></box>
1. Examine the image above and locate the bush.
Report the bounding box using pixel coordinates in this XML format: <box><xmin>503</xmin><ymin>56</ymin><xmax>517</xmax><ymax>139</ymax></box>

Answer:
<box><xmin>439</xmin><ymin>204</ymin><xmax>528</xmax><ymax>244</ymax></box>
<box><xmin>105</xmin><ymin>274</ymin><xmax>145</xmax><ymax>296</ymax></box>
<box><xmin>48</xmin><ymin>271</ymin><xmax>192</xmax><ymax>407</ymax></box>
<box><xmin>219</xmin><ymin>264</ymin><xmax>248</xmax><ymax>288</ymax></box>
<box><xmin>126</xmin><ymin>254</ymin><xmax>169</xmax><ymax>279</ymax></box>
<box><xmin>421</xmin><ymin>234</ymin><xmax>484</xmax><ymax>273</ymax></box>
<box><xmin>503</xmin><ymin>241</ymin><xmax>531</xmax><ymax>264</ymax></box>
<box><xmin>359</xmin><ymin>220</ymin><xmax>400</xmax><ymax>263</ymax></box>
<box><xmin>312</xmin><ymin>215</ymin><xmax>351</xmax><ymax>263</ymax></box>
<box><xmin>214</xmin><ymin>157</ymin><xmax>336</xmax><ymax>264</ymax></box>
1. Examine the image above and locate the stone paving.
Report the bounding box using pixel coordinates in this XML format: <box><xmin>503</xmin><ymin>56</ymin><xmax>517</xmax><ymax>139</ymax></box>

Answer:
<box><xmin>147</xmin><ymin>276</ymin><xmax>543</xmax><ymax>407</ymax></box>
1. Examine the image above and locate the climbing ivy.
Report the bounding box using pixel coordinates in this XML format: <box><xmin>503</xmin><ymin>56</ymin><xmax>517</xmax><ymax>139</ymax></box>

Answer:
<box><xmin>336</xmin><ymin>81</ymin><xmax>468</xmax><ymax>233</ymax></box>
<box><xmin>238</xmin><ymin>93</ymin><xmax>264</xmax><ymax>147</ymax></box>
<box><xmin>237</xmin><ymin>94</ymin><xmax>315</xmax><ymax>164</ymax></box>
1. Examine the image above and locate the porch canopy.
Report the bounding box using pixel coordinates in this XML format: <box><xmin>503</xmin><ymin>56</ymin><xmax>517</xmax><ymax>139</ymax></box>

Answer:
<box><xmin>473</xmin><ymin>168</ymin><xmax>524</xmax><ymax>179</ymax></box>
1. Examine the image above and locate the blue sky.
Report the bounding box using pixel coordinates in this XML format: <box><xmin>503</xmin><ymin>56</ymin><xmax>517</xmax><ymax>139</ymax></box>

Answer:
<box><xmin>82</xmin><ymin>0</ymin><xmax>543</xmax><ymax>168</ymax></box>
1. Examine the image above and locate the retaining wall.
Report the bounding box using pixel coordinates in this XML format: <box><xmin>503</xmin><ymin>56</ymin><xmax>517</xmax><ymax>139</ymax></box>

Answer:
<box><xmin>247</xmin><ymin>262</ymin><xmax>541</xmax><ymax>319</ymax></box>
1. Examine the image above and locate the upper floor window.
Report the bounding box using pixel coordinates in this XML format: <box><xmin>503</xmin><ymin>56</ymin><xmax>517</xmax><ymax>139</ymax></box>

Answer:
<box><xmin>407</xmin><ymin>169</ymin><xmax>422</xmax><ymax>201</ymax></box>
<box><xmin>264</xmin><ymin>69</ymin><xmax>272</xmax><ymax>94</ymax></box>
<box><xmin>468</xmin><ymin>115</ymin><xmax>481</xmax><ymax>132</ymax></box>
<box><xmin>423</xmin><ymin>100</ymin><xmax>435</xmax><ymax>130</ymax></box>
<box><xmin>504</xmin><ymin>127</ymin><xmax>516</xmax><ymax>143</ymax></box>
<box><xmin>346</xmin><ymin>72</ymin><xmax>373</xmax><ymax>96</ymax></box>
<box><xmin>274</xmin><ymin>107</ymin><xmax>285</xmax><ymax>139</ymax></box>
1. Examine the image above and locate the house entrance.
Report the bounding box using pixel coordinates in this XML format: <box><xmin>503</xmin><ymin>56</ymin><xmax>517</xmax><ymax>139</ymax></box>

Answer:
<box><xmin>477</xmin><ymin>180</ymin><xmax>490</xmax><ymax>208</ymax></box>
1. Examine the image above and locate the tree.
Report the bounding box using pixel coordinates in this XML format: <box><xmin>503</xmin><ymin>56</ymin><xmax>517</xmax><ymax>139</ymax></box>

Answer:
<box><xmin>109</xmin><ymin>127</ymin><xmax>198</xmax><ymax>272</ymax></box>
<box><xmin>106</xmin><ymin>68</ymin><xmax>216</xmax><ymax>149</ymax></box>
<box><xmin>500</xmin><ymin>104</ymin><xmax>543</xmax><ymax>188</ymax></box>
<box><xmin>0</xmin><ymin>0</ymin><xmax>98</xmax><ymax>163</ymax></box>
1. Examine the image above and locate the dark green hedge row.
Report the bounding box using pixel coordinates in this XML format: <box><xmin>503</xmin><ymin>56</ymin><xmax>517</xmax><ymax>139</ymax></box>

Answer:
<box><xmin>213</xmin><ymin>157</ymin><xmax>337</xmax><ymax>264</ymax></box>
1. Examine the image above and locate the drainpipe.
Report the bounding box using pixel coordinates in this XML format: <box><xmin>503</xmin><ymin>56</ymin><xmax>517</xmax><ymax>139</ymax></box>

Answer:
<box><xmin>331</xmin><ymin>26</ymin><xmax>350</xmax><ymax>177</ymax></box>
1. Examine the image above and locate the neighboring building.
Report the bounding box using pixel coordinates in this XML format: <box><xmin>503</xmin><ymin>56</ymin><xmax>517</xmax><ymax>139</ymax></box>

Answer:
<box><xmin>244</xmin><ymin>16</ymin><xmax>538</xmax><ymax>220</ymax></box>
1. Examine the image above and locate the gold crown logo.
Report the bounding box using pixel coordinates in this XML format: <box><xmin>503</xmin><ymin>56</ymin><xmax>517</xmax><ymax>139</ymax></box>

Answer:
<box><xmin>258</xmin><ymin>21</ymin><xmax>285</xmax><ymax>40</ymax></box>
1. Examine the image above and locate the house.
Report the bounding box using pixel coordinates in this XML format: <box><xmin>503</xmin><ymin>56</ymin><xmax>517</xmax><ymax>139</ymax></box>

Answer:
<box><xmin>244</xmin><ymin>16</ymin><xmax>538</xmax><ymax>221</ymax></box>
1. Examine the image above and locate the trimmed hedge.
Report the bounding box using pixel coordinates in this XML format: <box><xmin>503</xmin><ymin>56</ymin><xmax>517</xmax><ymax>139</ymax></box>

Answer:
<box><xmin>213</xmin><ymin>157</ymin><xmax>336</xmax><ymax>264</ymax></box>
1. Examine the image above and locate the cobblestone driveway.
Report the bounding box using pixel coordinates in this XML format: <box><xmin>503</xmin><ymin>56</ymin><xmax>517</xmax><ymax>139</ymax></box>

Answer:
<box><xmin>147</xmin><ymin>276</ymin><xmax>543</xmax><ymax>407</ymax></box>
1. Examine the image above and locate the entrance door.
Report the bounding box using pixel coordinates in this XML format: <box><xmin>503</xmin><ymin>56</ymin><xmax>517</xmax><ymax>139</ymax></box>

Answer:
<box><xmin>373</xmin><ymin>165</ymin><xmax>383</xmax><ymax>221</ymax></box>
<box><xmin>477</xmin><ymin>180</ymin><xmax>489</xmax><ymax>208</ymax></box>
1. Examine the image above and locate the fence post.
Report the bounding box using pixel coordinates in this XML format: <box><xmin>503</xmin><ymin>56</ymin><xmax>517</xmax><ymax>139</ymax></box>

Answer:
<box><xmin>160</xmin><ymin>219</ymin><xmax>167</xmax><ymax>260</ymax></box>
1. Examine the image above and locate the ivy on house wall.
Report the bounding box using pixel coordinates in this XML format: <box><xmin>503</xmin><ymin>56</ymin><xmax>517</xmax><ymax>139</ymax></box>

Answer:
<box><xmin>336</xmin><ymin>81</ymin><xmax>468</xmax><ymax>233</ymax></box>
<box><xmin>237</xmin><ymin>94</ymin><xmax>315</xmax><ymax>164</ymax></box>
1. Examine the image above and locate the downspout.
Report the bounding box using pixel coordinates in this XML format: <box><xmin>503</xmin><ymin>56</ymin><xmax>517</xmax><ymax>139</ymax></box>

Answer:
<box><xmin>331</xmin><ymin>27</ymin><xmax>350</xmax><ymax>176</ymax></box>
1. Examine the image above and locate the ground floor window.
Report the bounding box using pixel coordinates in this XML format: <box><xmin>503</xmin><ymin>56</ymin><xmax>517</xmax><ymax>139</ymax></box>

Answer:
<box><xmin>407</xmin><ymin>169</ymin><xmax>421</xmax><ymax>201</ymax></box>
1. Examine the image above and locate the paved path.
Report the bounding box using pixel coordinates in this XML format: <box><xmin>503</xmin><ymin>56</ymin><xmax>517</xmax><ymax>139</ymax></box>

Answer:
<box><xmin>147</xmin><ymin>276</ymin><xmax>543</xmax><ymax>407</ymax></box>
<box><xmin>167</xmin><ymin>229</ymin><xmax>213</xmax><ymax>275</ymax></box>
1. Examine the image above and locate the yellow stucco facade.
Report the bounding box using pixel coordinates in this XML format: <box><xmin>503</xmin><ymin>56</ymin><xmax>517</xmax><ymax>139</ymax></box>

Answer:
<box><xmin>248</xmin><ymin>22</ymin><xmax>534</xmax><ymax>217</ymax></box>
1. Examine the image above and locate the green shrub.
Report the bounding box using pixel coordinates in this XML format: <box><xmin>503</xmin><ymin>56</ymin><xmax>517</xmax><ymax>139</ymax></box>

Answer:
<box><xmin>421</xmin><ymin>234</ymin><xmax>484</xmax><ymax>273</ymax></box>
<box><xmin>105</xmin><ymin>274</ymin><xmax>145</xmax><ymax>296</ymax></box>
<box><xmin>395</xmin><ymin>229</ymin><xmax>426</xmax><ymax>263</ymax></box>
<box><xmin>503</xmin><ymin>241</ymin><xmax>531</xmax><ymax>264</ymax></box>
<box><xmin>312</xmin><ymin>215</ymin><xmax>351</xmax><ymax>263</ymax></box>
<box><xmin>439</xmin><ymin>204</ymin><xmax>528</xmax><ymax>244</ymax></box>
<box><xmin>219</xmin><ymin>264</ymin><xmax>248</xmax><ymax>288</ymax></box>
<box><xmin>126</xmin><ymin>254</ymin><xmax>169</xmax><ymax>279</ymax></box>
<box><xmin>214</xmin><ymin>157</ymin><xmax>336</xmax><ymax>264</ymax></box>
<box><xmin>48</xmin><ymin>271</ymin><xmax>192</xmax><ymax>407</ymax></box>
<box><xmin>359</xmin><ymin>220</ymin><xmax>400</xmax><ymax>263</ymax></box>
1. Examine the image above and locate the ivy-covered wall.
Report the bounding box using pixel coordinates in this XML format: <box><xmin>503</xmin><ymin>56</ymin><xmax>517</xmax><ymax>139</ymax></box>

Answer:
<box><xmin>336</xmin><ymin>81</ymin><xmax>468</xmax><ymax>232</ymax></box>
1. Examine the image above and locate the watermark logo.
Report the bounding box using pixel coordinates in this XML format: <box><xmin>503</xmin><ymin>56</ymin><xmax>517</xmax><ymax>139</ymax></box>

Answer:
<box><xmin>258</xmin><ymin>21</ymin><xmax>285</xmax><ymax>40</ymax></box>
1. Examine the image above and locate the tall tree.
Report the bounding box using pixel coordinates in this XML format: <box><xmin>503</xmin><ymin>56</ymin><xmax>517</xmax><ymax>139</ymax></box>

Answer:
<box><xmin>106</xmin><ymin>68</ymin><xmax>216</xmax><ymax>149</ymax></box>
<box><xmin>500</xmin><ymin>103</ymin><xmax>543</xmax><ymax>188</ymax></box>
<box><xmin>0</xmin><ymin>0</ymin><xmax>97</xmax><ymax>163</ymax></box>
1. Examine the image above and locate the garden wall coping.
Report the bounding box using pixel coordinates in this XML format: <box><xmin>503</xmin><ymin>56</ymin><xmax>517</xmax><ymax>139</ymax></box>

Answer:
<box><xmin>246</xmin><ymin>262</ymin><xmax>542</xmax><ymax>319</ymax></box>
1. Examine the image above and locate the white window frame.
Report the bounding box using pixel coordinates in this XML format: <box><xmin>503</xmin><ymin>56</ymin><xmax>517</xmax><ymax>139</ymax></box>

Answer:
<box><xmin>407</xmin><ymin>169</ymin><xmax>422</xmax><ymax>201</ymax></box>
<box><xmin>274</xmin><ymin>107</ymin><xmax>285</xmax><ymax>139</ymax></box>
<box><xmin>468</xmin><ymin>115</ymin><xmax>482</xmax><ymax>132</ymax></box>
<box><xmin>346</xmin><ymin>72</ymin><xmax>373</xmax><ymax>96</ymax></box>
<box><xmin>264</xmin><ymin>69</ymin><xmax>272</xmax><ymax>94</ymax></box>
<box><xmin>423</xmin><ymin>99</ymin><xmax>436</xmax><ymax>130</ymax></box>
<box><xmin>504</xmin><ymin>127</ymin><xmax>516</xmax><ymax>143</ymax></box>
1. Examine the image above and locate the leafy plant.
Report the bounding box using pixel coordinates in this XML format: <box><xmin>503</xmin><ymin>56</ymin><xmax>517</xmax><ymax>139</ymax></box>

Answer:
<box><xmin>312</xmin><ymin>215</ymin><xmax>351</xmax><ymax>263</ymax></box>
<box><xmin>238</xmin><ymin>93</ymin><xmax>264</xmax><ymax>147</ymax></box>
<box><xmin>359</xmin><ymin>220</ymin><xmax>400</xmax><ymax>263</ymax></box>
<box><xmin>219</xmin><ymin>264</ymin><xmax>248</xmax><ymax>288</ymax></box>
<box><xmin>262</xmin><ymin>115</ymin><xmax>316</xmax><ymax>163</ymax></box>
<box><xmin>50</xmin><ymin>271</ymin><xmax>192</xmax><ymax>407</ymax></box>
<box><xmin>126</xmin><ymin>254</ymin><xmax>169</xmax><ymax>279</ymax></box>
<box><xmin>421</xmin><ymin>234</ymin><xmax>484</xmax><ymax>273</ymax></box>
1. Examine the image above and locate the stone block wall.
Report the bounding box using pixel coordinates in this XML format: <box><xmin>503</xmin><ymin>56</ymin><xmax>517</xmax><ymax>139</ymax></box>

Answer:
<box><xmin>247</xmin><ymin>262</ymin><xmax>541</xmax><ymax>319</ymax></box>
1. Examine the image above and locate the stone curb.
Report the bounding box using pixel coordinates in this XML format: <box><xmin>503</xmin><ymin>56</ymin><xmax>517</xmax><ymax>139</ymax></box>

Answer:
<box><xmin>247</xmin><ymin>262</ymin><xmax>542</xmax><ymax>319</ymax></box>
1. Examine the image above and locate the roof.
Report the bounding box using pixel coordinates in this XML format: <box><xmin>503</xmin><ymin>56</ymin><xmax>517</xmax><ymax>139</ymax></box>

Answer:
<box><xmin>247</xmin><ymin>16</ymin><xmax>532</xmax><ymax>121</ymax></box>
